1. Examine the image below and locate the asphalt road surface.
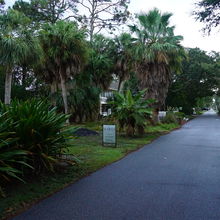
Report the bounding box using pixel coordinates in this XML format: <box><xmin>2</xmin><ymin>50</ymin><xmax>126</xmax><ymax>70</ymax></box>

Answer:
<box><xmin>13</xmin><ymin>110</ymin><xmax>220</xmax><ymax>220</ymax></box>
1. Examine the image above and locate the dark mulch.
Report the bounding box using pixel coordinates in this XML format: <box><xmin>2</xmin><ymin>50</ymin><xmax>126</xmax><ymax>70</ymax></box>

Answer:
<box><xmin>74</xmin><ymin>128</ymin><xmax>99</xmax><ymax>137</ymax></box>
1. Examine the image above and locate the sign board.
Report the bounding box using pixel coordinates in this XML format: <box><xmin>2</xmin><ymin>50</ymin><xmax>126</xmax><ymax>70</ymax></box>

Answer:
<box><xmin>158</xmin><ymin>111</ymin><xmax>166</xmax><ymax>121</ymax></box>
<box><xmin>103</xmin><ymin>125</ymin><xmax>116</xmax><ymax>147</ymax></box>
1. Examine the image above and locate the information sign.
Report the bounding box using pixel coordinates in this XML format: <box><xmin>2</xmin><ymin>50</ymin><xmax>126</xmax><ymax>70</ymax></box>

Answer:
<box><xmin>102</xmin><ymin>125</ymin><xmax>116</xmax><ymax>147</ymax></box>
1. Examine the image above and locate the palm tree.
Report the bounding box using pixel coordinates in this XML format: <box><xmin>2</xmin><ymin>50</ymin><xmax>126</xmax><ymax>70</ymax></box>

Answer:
<box><xmin>39</xmin><ymin>21</ymin><xmax>88</xmax><ymax>115</ymax></box>
<box><xmin>0</xmin><ymin>9</ymin><xmax>40</xmax><ymax>104</ymax></box>
<box><xmin>129</xmin><ymin>8</ymin><xmax>185</xmax><ymax>111</ymax></box>
<box><xmin>113</xmin><ymin>33</ymin><xmax>136</xmax><ymax>92</ymax></box>
<box><xmin>88</xmin><ymin>34</ymin><xmax>115</xmax><ymax>90</ymax></box>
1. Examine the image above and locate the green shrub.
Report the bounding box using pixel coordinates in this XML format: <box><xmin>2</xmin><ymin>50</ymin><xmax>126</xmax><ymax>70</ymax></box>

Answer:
<box><xmin>182</xmin><ymin>106</ymin><xmax>193</xmax><ymax>115</ymax></box>
<box><xmin>161</xmin><ymin>112</ymin><xmax>178</xmax><ymax>124</ymax></box>
<box><xmin>111</xmin><ymin>90</ymin><xmax>154</xmax><ymax>137</ymax></box>
<box><xmin>174</xmin><ymin>112</ymin><xmax>185</xmax><ymax>122</ymax></box>
<box><xmin>2</xmin><ymin>99</ymin><xmax>70</xmax><ymax>172</ymax></box>
<box><xmin>0</xmin><ymin>113</ymin><xmax>31</xmax><ymax>197</ymax></box>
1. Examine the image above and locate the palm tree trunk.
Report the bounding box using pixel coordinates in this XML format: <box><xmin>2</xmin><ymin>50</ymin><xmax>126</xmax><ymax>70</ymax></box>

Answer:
<box><xmin>152</xmin><ymin>109</ymin><xmax>159</xmax><ymax>124</ymax></box>
<box><xmin>4</xmin><ymin>68</ymin><xmax>12</xmax><ymax>105</ymax></box>
<box><xmin>59</xmin><ymin>71</ymin><xmax>69</xmax><ymax>116</ymax></box>
<box><xmin>126</xmin><ymin>124</ymin><xmax>135</xmax><ymax>137</ymax></box>
<box><xmin>50</xmin><ymin>80</ymin><xmax>57</xmax><ymax>106</ymax></box>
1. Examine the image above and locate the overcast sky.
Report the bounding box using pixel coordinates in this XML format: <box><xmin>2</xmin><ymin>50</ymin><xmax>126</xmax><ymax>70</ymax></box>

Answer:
<box><xmin>128</xmin><ymin>0</ymin><xmax>220</xmax><ymax>52</ymax></box>
<box><xmin>5</xmin><ymin>0</ymin><xmax>220</xmax><ymax>52</ymax></box>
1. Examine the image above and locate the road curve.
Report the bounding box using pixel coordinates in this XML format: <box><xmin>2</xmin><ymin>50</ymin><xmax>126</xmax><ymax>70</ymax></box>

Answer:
<box><xmin>13</xmin><ymin>110</ymin><xmax>220</xmax><ymax>220</ymax></box>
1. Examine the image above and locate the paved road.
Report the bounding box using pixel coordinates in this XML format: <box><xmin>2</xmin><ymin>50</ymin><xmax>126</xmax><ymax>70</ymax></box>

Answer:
<box><xmin>13</xmin><ymin>111</ymin><xmax>220</xmax><ymax>220</ymax></box>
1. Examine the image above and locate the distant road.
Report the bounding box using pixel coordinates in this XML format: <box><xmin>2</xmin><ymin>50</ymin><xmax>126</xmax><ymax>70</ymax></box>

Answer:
<box><xmin>13</xmin><ymin>110</ymin><xmax>220</xmax><ymax>220</ymax></box>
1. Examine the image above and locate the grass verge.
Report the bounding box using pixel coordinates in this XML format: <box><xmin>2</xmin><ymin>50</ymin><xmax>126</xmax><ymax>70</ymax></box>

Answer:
<box><xmin>0</xmin><ymin>122</ymin><xmax>179</xmax><ymax>220</ymax></box>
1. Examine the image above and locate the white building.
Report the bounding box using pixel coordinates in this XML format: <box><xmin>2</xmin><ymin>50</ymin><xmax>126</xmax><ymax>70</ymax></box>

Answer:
<box><xmin>100</xmin><ymin>80</ymin><xmax>119</xmax><ymax>116</ymax></box>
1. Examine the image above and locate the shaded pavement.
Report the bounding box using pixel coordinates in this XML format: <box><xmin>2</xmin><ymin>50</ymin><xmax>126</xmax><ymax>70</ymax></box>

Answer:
<box><xmin>13</xmin><ymin>110</ymin><xmax>220</xmax><ymax>220</ymax></box>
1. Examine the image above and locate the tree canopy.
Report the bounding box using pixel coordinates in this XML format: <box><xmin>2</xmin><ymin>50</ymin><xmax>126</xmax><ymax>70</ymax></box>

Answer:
<box><xmin>76</xmin><ymin>0</ymin><xmax>130</xmax><ymax>41</ymax></box>
<box><xmin>130</xmin><ymin>9</ymin><xmax>185</xmax><ymax>109</ymax></box>
<box><xmin>194</xmin><ymin>0</ymin><xmax>220</xmax><ymax>33</ymax></box>
<box><xmin>13</xmin><ymin>0</ymin><xmax>76</xmax><ymax>24</ymax></box>
<box><xmin>166</xmin><ymin>48</ymin><xmax>220</xmax><ymax>114</ymax></box>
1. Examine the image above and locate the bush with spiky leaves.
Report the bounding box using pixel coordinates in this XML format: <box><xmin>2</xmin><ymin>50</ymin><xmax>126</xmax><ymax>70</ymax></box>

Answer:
<box><xmin>0</xmin><ymin>112</ymin><xmax>31</xmax><ymax>197</ymax></box>
<box><xmin>1</xmin><ymin>99</ymin><xmax>70</xmax><ymax>172</ymax></box>
<box><xmin>0</xmin><ymin>99</ymin><xmax>71</xmax><ymax>196</ymax></box>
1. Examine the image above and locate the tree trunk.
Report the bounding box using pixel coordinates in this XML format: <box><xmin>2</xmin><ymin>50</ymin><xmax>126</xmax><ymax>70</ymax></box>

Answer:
<box><xmin>50</xmin><ymin>80</ymin><xmax>57</xmax><ymax>106</ymax></box>
<box><xmin>137</xmin><ymin>125</ymin><xmax>145</xmax><ymax>136</ymax></box>
<box><xmin>138</xmin><ymin>62</ymin><xmax>170</xmax><ymax>109</ymax></box>
<box><xmin>59</xmin><ymin>71</ymin><xmax>69</xmax><ymax>122</ymax></box>
<box><xmin>4</xmin><ymin>68</ymin><xmax>12</xmax><ymax>105</ymax></box>
<box><xmin>126</xmin><ymin>124</ymin><xmax>135</xmax><ymax>137</ymax></box>
<box><xmin>89</xmin><ymin>0</ymin><xmax>95</xmax><ymax>42</ymax></box>
<box><xmin>152</xmin><ymin>109</ymin><xmax>159</xmax><ymax>125</ymax></box>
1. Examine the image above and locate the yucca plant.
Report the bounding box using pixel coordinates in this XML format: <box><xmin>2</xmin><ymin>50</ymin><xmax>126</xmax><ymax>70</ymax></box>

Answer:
<box><xmin>0</xmin><ymin>99</ymin><xmax>70</xmax><ymax>173</ymax></box>
<box><xmin>111</xmin><ymin>90</ymin><xmax>154</xmax><ymax>137</ymax></box>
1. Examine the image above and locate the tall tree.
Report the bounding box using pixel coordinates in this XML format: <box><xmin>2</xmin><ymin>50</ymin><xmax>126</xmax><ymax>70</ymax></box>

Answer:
<box><xmin>113</xmin><ymin>33</ymin><xmax>135</xmax><ymax>91</ymax></box>
<box><xmin>13</xmin><ymin>0</ymin><xmax>76</xmax><ymax>24</ymax></box>
<box><xmin>39</xmin><ymin>21</ymin><xmax>88</xmax><ymax>115</ymax></box>
<box><xmin>0</xmin><ymin>9</ymin><xmax>40</xmax><ymax>104</ymax></box>
<box><xmin>75</xmin><ymin>0</ymin><xmax>130</xmax><ymax>42</ymax></box>
<box><xmin>166</xmin><ymin>48</ymin><xmax>220</xmax><ymax>114</ymax></box>
<box><xmin>86</xmin><ymin>34</ymin><xmax>115</xmax><ymax>90</ymax></box>
<box><xmin>130</xmin><ymin>9</ymin><xmax>185</xmax><ymax>111</ymax></box>
<box><xmin>194</xmin><ymin>0</ymin><xmax>220</xmax><ymax>33</ymax></box>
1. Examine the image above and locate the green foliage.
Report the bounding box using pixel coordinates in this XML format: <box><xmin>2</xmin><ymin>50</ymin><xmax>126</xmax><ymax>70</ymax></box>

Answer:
<box><xmin>196</xmin><ymin>96</ymin><xmax>213</xmax><ymax>109</ymax></box>
<box><xmin>0</xmin><ymin>113</ymin><xmax>31</xmax><ymax>197</ymax></box>
<box><xmin>87</xmin><ymin>34</ymin><xmax>115</xmax><ymax>90</ymax></box>
<box><xmin>39</xmin><ymin>20</ymin><xmax>88</xmax><ymax>72</ymax></box>
<box><xmin>129</xmin><ymin>8</ymin><xmax>186</xmax><ymax>108</ymax></box>
<box><xmin>0</xmin><ymin>99</ymin><xmax>69</xmax><ymax>172</ymax></box>
<box><xmin>214</xmin><ymin>96</ymin><xmax>220</xmax><ymax>113</ymax></box>
<box><xmin>0</xmin><ymin>9</ymin><xmax>40</xmax><ymax>67</ymax></box>
<box><xmin>161</xmin><ymin>111</ymin><xmax>185</xmax><ymax>124</ymax></box>
<box><xmin>123</xmin><ymin>72</ymin><xmax>140</xmax><ymax>94</ymax></box>
<box><xmin>38</xmin><ymin>20</ymin><xmax>89</xmax><ymax>114</ymax></box>
<box><xmin>13</xmin><ymin>0</ymin><xmax>76</xmax><ymax>24</ymax></box>
<box><xmin>174</xmin><ymin>112</ymin><xmax>185</xmax><ymax>119</ymax></box>
<box><xmin>0</xmin><ymin>9</ymin><xmax>41</xmax><ymax>104</ymax></box>
<box><xmin>67</xmin><ymin>75</ymin><xmax>101</xmax><ymax>122</ymax></box>
<box><xmin>194</xmin><ymin>0</ymin><xmax>220</xmax><ymax>33</ymax></box>
<box><xmin>166</xmin><ymin>48</ymin><xmax>220</xmax><ymax>114</ymax></box>
<box><xmin>0</xmin><ymin>99</ymin><xmax>70</xmax><ymax>197</ymax></box>
<box><xmin>161</xmin><ymin>112</ymin><xmax>178</xmax><ymax>124</ymax></box>
<box><xmin>113</xmin><ymin>33</ymin><xmax>136</xmax><ymax>91</ymax></box>
<box><xmin>111</xmin><ymin>90</ymin><xmax>154</xmax><ymax>136</ymax></box>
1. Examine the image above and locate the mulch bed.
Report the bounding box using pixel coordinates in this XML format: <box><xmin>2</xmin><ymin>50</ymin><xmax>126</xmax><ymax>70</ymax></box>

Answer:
<box><xmin>74</xmin><ymin>128</ymin><xmax>99</xmax><ymax>137</ymax></box>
